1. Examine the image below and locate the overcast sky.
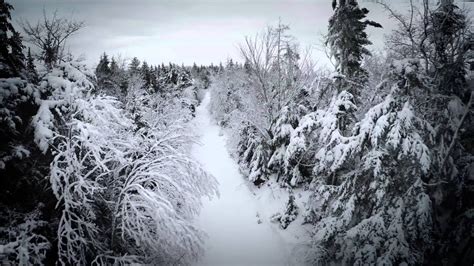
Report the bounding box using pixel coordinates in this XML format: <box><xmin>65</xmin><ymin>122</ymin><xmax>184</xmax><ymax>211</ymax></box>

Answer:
<box><xmin>9</xmin><ymin>0</ymin><xmax>473</xmax><ymax>68</ymax></box>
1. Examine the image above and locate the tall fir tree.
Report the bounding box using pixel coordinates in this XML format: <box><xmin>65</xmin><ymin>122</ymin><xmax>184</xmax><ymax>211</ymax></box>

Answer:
<box><xmin>326</xmin><ymin>0</ymin><xmax>381</xmax><ymax>93</ymax></box>
<box><xmin>430</xmin><ymin>0</ymin><xmax>469</xmax><ymax>98</ymax></box>
<box><xmin>140</xmin><ymin>61</ymin><xmax>151</xmax><ymax>89</ymax></box>
<box><xmin>95</xmin><ymin>53</ymin><xmax>115</xmax><ymax>95</ymax></box>
<box><xmin>425</xmin><ymin>1</ymin><xmax>473</xmax><ymax>264</ymax></box>
<box><xmin>129</xmin><ymin>57</ymin><xmax>141</xmax><ymax>75</ymax></box>
<box><xmin>25</xmin><ymin>47</ymin><xmax>38</xmax><ymax>83</ymax></box>
<box><xmin>0</xmin><ymin>1</ymin><xmax>25</xmax><ymax>78</ymax></box>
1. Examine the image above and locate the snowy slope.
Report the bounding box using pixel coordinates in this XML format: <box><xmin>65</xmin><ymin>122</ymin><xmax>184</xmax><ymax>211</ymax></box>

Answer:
<box><xmin>192</xmin><ymin>91</ymin><xmax>293</xmax><ymax>266</ymax></box>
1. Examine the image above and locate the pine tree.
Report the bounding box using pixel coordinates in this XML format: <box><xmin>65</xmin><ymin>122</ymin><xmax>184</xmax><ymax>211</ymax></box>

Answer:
<box><xmin>140</xmin><ymin>61</ymin><xmax>151</xmax><ymax>89</ymax></box>
<box><xmin>95</xmin><ymin>53</ymin><xmax>116</xmax><ymax>95</ymax></box>
<box><xmin>424</xmin><ymin>1</ymin><xmax>473</xmax><ymax>263</ymax></box>
<box><xmin>430</xmin><ymin>0</ymin><xmax>469</xmax><ymax>98</ymax></box>
<box><xmin>306</xmin><ymin>59</ymin><xmax>434</xmax><ymax>265</ymax></box>
<box><xmin>109</xmin><ymin>56</ymin><xmax>129</xmax><ymax>98</ymax></box>
<box><xmin>96</xmin><ymin>53</ymin><xmax>111</xmax><ymax>77</ymax></box>
<box><xmin>129</xmin><ymin>57</ymin><xmax>141</xmax><ymax>75</ymax></box>
<box><xmin>25</xmin><ymin>47</ymin><xmax>38</xmax><ymax>83</ymax></box>
<box><xmin>0</xmin><ymin>3</ymin><xmax>53</xmax><ymax>263</ymax></box>
<box><xmin>0</xmin><ymin>1</ymin><xmax>25</xmax><ymax>78</ymax></box>
<box><xmin>149</xmin><ymin>65</ymin><xmax>158</xmax><ymax>92</ymax></box>
<box><xmin>326</xmin><ymin>0</ymin><xmax>381</xmax><ymax>92</ymax></box>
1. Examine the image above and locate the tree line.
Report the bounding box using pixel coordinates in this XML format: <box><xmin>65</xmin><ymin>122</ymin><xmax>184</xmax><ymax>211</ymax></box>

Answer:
<box><xmin>0</xmin><ymin>2</ymin><xmax>218</xmax><ymax>264</ymax></box>
<box><xmin>209</xmin><ymin>0</ymin><xmax>473</xmax><ymax>264</ymax></box>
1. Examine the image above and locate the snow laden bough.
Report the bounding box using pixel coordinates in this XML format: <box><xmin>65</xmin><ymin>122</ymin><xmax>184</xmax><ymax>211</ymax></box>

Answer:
<box><xmin>31</xmin><ymin>62</ymin><xmax>217</xmax><ymax>264</ymax></box>
<box><xmin>304</xmin><ymin>59</ymin><xmax>434</xmax><ymax>265</ymax></box>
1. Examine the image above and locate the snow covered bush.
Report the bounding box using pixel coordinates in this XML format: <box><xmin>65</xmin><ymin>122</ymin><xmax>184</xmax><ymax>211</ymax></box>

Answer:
<box><xmin>0</xmin><ymin>208</ymin><xmax>50</xmax><ymax>265</ymax></box>
<box><xmin>0</xmin><ymin>78</ymin><xmax>40</xmax><ymax>168</ymax></box>
<box><xmin>32</xmin><ymin>61</ymin><xmax>217</xmax><ymax>264</ymax></box>
<box><xmin>269</xmin><ymin>194</ymin><xmax>300</xmax><ymax>230</ymax></box>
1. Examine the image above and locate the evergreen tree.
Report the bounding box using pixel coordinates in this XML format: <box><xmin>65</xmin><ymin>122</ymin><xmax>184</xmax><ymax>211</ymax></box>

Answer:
<box><xmin>25</xmin><ymin>47</ymin><xmax>38</xmax><ymax>83</ymax></box>
<box><xmin>109</xmin><ymin>56</ymin><xmax>119</xmax><ymax>74</ymax></box>
<box><xmin>140</xmin><ymin>61</ymin><xmax>151</xmax><ymax>89</ymax></box>
<box><xmin>430</xmin><ymin>0</ymin><xmax>469</xmax><ymax>98</ymax></box>
<box><xmin>424</xmin><ymin>1</ymin><xmax>473</xmax><ymax>263</ymax></box>
<box><xmin>129</xmin><ymin>57</ymin><xmax>141</xmax><ymax>75</ymax></box>
<box><xmin>110</xmin><ymin>56</ymin><xmax>129</xmax><ymax>98</ymax></box>
<box><xmin>96</xmin><ymin>53</ymin><xmax>111</xmax><ymax>77</ymax></box>
<box><xmin>306</xmin><ymin>59</ymin><xmax>434</xmax><ymax>265</ymax></box>
<box><xmin>149</xmin><ymin>65</ymin><xmax>158</xmax><ymax>92</ymax></box>
<box><xmin>95</xmin><ymin>53</ymin><xmax>116</xmax><ymax>95</ymax></box>
<box><xmin>0</xmin><ymin>3</ymin><xmax>53</xmax><ymax>263</ymax></box>
<box><xmin>0</xmin><ymin>1</ymin><xmax>25</xmax><ymax>78</ymax></box>
<box><xmin>326</xmin><ymin>0</ymin><xmax>381</xmax><ymax>92</ymax></box>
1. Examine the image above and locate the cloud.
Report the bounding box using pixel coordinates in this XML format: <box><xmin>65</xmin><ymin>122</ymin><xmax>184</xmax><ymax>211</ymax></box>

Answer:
<box><xmin>12</xmin><ymin>0</ymin><xmax>457</xmax><ymax>67</ymax></box>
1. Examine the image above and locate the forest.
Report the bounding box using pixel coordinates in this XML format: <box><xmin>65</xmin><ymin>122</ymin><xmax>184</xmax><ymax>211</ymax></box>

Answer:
<box><xmin>1</xmin><ymin>0</ymin><xmax>473</xmax><ymax>265</ymax></box>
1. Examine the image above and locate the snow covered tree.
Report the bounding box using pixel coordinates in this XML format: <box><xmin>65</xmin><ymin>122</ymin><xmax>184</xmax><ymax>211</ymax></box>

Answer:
<box><xmin>95</xmin><ymin>53</ymin><xmax>110</xmax><ymax>78</ymax></box>
<box><xmin>140</xmin><ymin>61</ymin><xmax>151</xmax><ymax>89</ymax></box>
<box><xmin>129</xmin><ymin>57</ymin><xmax>141</xmax><ymax>75</ymax></box>
<box><xmin>95</xmin><ymin>53</ymin><xmax>115</xmax><ymax>95</ymax></box>
<box><xmin>33</xmin><ymin>60</ymin><xmax>217</xmax><ymax>264</ymax></box>
<box><xmin>237</xmin><ymin>122</ymin><xmax>270</xmax><ymax>185</ymax></box>
<box><xmin>305</xmin><ymin>58</ymin><xmax>434</xmax><ymax>265</ymax></box>
<box><xmin>25</xmin><ymin>48</ymin><xmax>39</xmax><ymax>83</ymax></box>
<box><xmin>239</xmin><ymin>24</ymin><xmax>302</xmax><ymax>126</ymax></box>
<box><xmin>0</xmin><ymin>4</ymin><xmax>53</xmax><ymax>263</ymax></box>
<box><xmin>424</xmin><ymin>1</ymin><xmax>473</xmax><ymax>263</ymax></box>
<box><xmin>0</xmin><ymin>1</ymin><xmax>25</xmax><ymax>78</ymax></box>
<box><xmin>322</xmin><ymin>0</ymin><xmax>382</xmax><ymax>144</ymax></box>
<box><xmin>267</xmin><ymin>104</ymin><xmax>311</xmax><ymax>186</ymax></box>
<box><xmin>230</xmin><ymin>23</ymin><xmax>322</xmax><ymax>185</ymax></box>
<box><xmin>110</xmin><ymin>56</ymin><xmax>129</xmax><ymax>97</ymax></box>
<box><xmin>429</xmin><ymin>0</ymin><xmax>469</xmax><ymax>98</ymax></box>
<box><xmin>326</xmin><ymin>0</ymin><xmax>382</xmax><ymax>88</ymax></box>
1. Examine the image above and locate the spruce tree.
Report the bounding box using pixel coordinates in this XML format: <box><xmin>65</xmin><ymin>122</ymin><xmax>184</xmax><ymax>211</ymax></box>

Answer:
<box><xmin>425</xmin><ymin>1</ymin><xmax>473</xmax><ymax>263</ymax></box>
<box><xmin>96</xmin><ymin>53</ymin><xmax>111</xmax><ymax>77</ymax></box>
<box><xmin>25</xmin><ymin>47</ymin><xmax>38</xmax><ymax>83</ymax></box>
<box><xmin>129</xmin><ymin>57</ymin><xmax>141</xmax><ymax>75</ymax></box>
<box><xmin>141</xmin><ymin>61</ymin><xmax>151</xmax><ymax>89</ymax></box>
<box><xmin>95</xmin><ymin>53</ymin><xmax>114</xmax><ymax>94</ymax></box>
<box><xmin>326</xmin><ymin>0</ymin><xmax>381</xmax><ymax>91</ymax></box>
<box><xmin>430</xmin><ymin>0</ymin><xmax>469</xmax><ymax>98</ymax></box>
<box><xmin>0</xmin><ymin>1</ymin><xmax>25</xmax><ymax>78</ymax></box>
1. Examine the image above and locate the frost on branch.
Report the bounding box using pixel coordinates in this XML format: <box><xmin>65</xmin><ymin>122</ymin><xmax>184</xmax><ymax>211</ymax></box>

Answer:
<box><xmin>0</xmin><ymin>208</ymin><xmax>50</xmax><ymax>265</ymax></box>
<box><xmin>305</xmin><ymin>59</ymin><xmax>435</xmax><ymax>265</ymax></box>
<box><xmin>32</xmin><ymin>62</ymin><xmax>217</xmax><ymax>264</ymax></box>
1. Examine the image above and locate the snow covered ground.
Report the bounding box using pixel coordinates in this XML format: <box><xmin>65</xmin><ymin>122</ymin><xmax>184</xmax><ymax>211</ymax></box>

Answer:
<box><xmin>192</xmin><ymin>91</ymin><xmax>310</xmax><ymax>266</ymax></box>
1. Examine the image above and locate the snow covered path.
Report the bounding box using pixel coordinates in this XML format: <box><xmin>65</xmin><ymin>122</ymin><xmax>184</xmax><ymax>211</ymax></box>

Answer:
<box><xmin>192</xmin><ymin>91</ymin><xmax>290</xmax><ymax>266</ymax></box>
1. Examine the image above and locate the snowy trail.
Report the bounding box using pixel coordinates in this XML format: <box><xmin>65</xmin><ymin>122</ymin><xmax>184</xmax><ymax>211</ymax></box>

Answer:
<box><xmin>192</xmin><ymin>91</ymin><xmax>290</xmax><ymax>266</ymax></box>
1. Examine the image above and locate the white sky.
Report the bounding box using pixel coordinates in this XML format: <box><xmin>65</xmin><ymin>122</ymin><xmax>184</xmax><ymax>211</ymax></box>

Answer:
<box><xmin>9</xmin><ymin>0</ymin><xmax>473</xmax><ymax>68</ymax></box>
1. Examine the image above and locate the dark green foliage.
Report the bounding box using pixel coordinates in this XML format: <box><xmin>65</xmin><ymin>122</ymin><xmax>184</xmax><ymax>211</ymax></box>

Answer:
<box><xmin>0</xmin><ymin>1</ymin><xmax>25</xmax><ymax>78</ymax></box>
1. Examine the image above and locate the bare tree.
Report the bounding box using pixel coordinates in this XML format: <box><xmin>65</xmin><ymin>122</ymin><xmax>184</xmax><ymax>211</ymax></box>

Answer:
<box><xmin>21</xmin><ymin>10</ymin><xmax>84</xmax><ymax>69</ymax></box>
<box><xmin>239</xmin><ymin>24</ymin><xmax>315</xmax><ymax>130</ymax></box>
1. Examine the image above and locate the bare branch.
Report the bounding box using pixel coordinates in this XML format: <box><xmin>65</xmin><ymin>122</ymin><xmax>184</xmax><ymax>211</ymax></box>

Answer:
<box><xmin>20</xmin><ymin>9</ymin><xmax>84</xmax><ymax>69</ymax></box>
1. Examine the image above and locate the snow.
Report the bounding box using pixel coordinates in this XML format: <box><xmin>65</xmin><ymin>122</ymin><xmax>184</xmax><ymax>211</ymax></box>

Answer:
<box><xmin>192</xmin><ymin>91</ymin><xmax>304</xmax><ymax>266</ymax></box>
